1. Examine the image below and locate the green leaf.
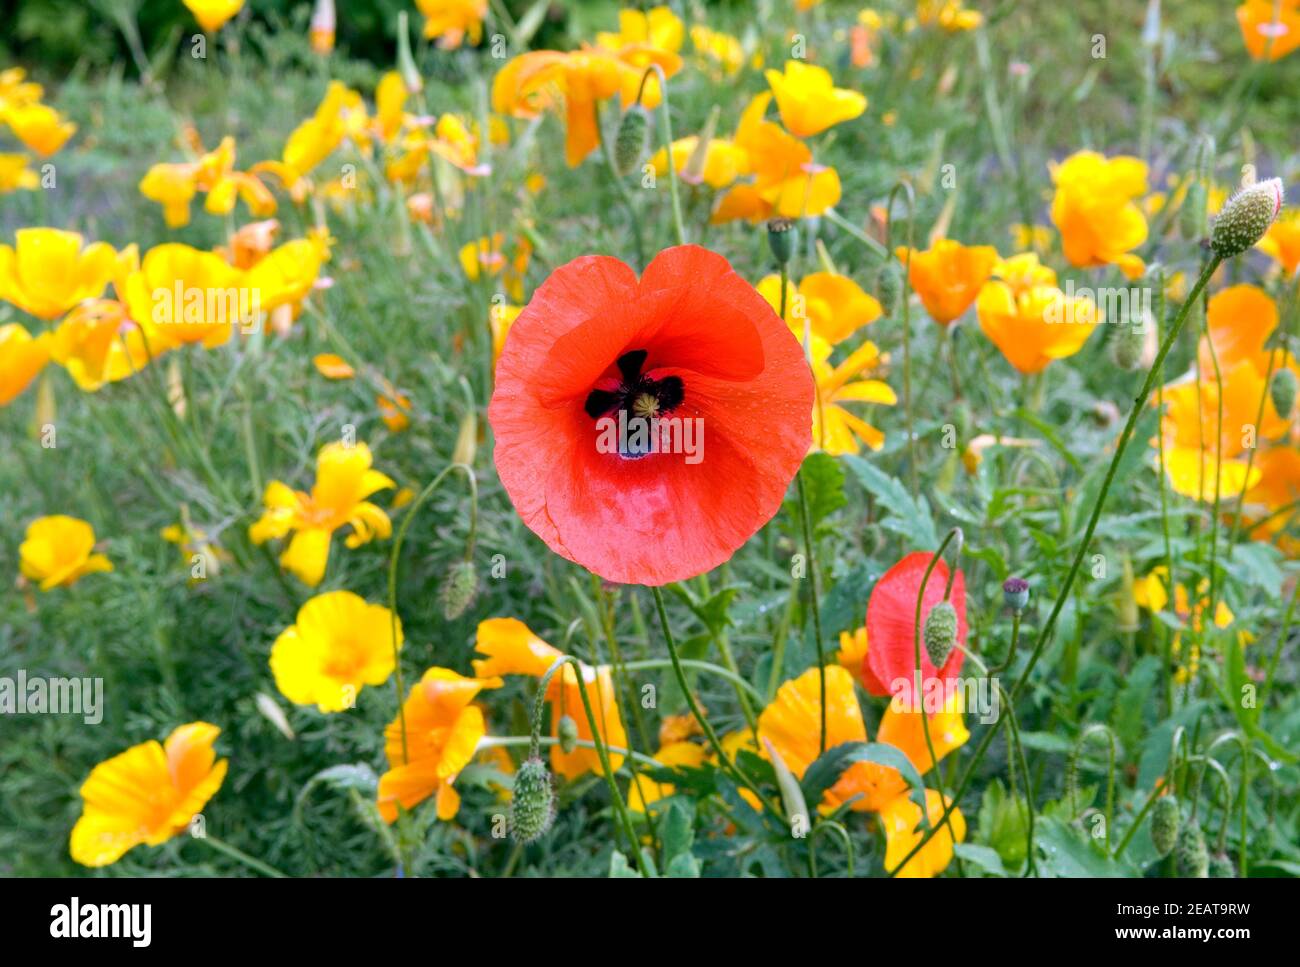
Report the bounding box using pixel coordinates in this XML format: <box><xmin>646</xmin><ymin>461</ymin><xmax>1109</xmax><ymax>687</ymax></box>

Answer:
<box><xmin>660</xmin><ymin>801</ymin><xmax>695</xmax><ymax>862</ymax></box>
<box><xmin>1069</xmin><ymin>408</ymin><xmax>1159</xmax><ymax>537</ymax></box>
<box><xmin>821</xmin><ymin>562</ymin><xmax>876</xmax><ymax>636</ymax></box>
<box><xmin>1035</xmin><ymin>818</ymin><xmax>1131</xmax><ymax>877</ymax></box>
<box><xmin>800</xmin><ymin>741</ymin><xmax>928</xmax><ymax>817</ymax></box>
<box><xmin>1112</xmin><ymin>655</ymin><xmax>1160</xmax><ymax>752</ymax></box>
<box><xmin>1227</xmin><ymin>541</ymin><xmax>1284</xmax><ymax>597</ymax></box>
<box><xmin>609</xmin><ymin>851</ymin><xmax>644</xmax><ymax>878</ymax></box>
<box><xmin>954</xmin><ymin>843</ymin><xmax>1009</xmax><ymax>877</ymax></box>
<box><xmin>842</xmin><ymin>455</ymin><xmax>939</xmax><ymax>549</ymax></box>
<box><xmin>794</xmin><ymin>451</ymin><xmax>847</xmax><ymax>525</ymax></box>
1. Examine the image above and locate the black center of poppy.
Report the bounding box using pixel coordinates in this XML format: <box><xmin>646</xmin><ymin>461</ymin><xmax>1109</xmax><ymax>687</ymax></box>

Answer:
<box><xmin>583</xmin><ymin>349</ymin><xmax>684</xmax><ymax>421</ymax></box>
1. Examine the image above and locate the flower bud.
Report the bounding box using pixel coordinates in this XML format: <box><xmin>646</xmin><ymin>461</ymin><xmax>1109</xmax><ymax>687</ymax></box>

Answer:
<box><xmin>613</xmin><ymin>107</ymin><xmax>649</xmax><ymax>177</ymax></box>
<box><xmin>1175</xmin><ymin>817</ymin><xmax>1209</xmax><ymax>878</ymax></box>
<box><xmin>396</xmin><ymin>11</ymin><xmax>424</xmax><ymax>93</ymax></box>
<box><xmin>557</xmin><ymin>714</ymin><xmax>579</xmax><ymax>754</ymax></box>
<box><xmin>767</xmin><ymin>218</ymin><xmax>797</xmax><ymax>266</ymax></box>
<box><xmin>876</xmin><ymin>260</ymin><xmax>903</xmax><ymax>318</ymax></box>
<box><xmin>509</xmin><ymin>756</ymin><xmax>555</xmax><ymax>844</ymax></box>
<box><xmin>1270</xmin><ymin>367</ymin><xmax>1297</xmax><ymax>420</ymax></box>
<box><xmin>1002</xmin><ymin>577</ymin><xmax>1030</xmax><ymax>614</ymax></box>
<box><xmin>1209</xmin><ymin>852</ymin><xmax>1236</xmax><ymax>878</ymax></box>
<box><xmin>1209</xmin><ymin>178</ymin><xmax>1283</xmax><ymax>259</ymax></box>
<box><xmin>439</xmin><ymin>560</ymin><xmax>478</xmax><ymax>620</ymax></box>
<box><xmin>1110</xmin><ymin>319</ymin><xmax>1145</xmax><ymax>371</ymax></box>
<box><xmin>923</xmin><ymin>600</ymin><xmax>958</xmax><ymax>667</ymax></box>
<box><xmin>1150</xmin><ymin>794</ymin><xmax>1180</xmax><ymax>857</ymax></box>
<box><xmin>452</xmin><ymin>407</ymin><xmax>477</xmax><ymax>466</ymax></box>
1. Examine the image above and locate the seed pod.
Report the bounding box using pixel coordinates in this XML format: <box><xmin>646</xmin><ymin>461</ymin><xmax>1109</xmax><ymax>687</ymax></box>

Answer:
<box><xmin>613</xmin><ymin>107</ymin><xmax>649</xmax><ymax>177</ymax></box>
<box><xmin>1002</xmin><ymin>577</ymin><xmax>1030</xmax><ymax>614</ymax></box>
<box><xmin>876</xmin><ymin>260</ymin><xmax>903</xmax><ymax>318</ymax></box>
<box><xmin>1270</xmin><ymin>367</ymin><xmax>1297</xmax><ymax>420</ymax></box>
<box><xmin>1210</xmin><ymin>178</ymin><xmax>1283</xmax><ymax>260</ymax></box>
<box><xmin>557</xmin><ymin>714</ymin><xmax>579</xmax><ymax>754</ymax></box>
<box><xmin>1175</xmin><ymin>817</ymin><xmax>1209</xmax><ymax>878</ymax></box>
<box><xmin>923</xmin><ymin>600</ymin><xmax>958</xmax><ymax>667</ymax></box>
<box><xmin>439</xmin><ymin>560</ymin><xmax>478</xmax><ymax>620</ymax></box>
<box><xmin>767</xmin><ymin>218</ymin><xmax>797</xmax><ymax>266</ymax></box>
<box><xmin>509</xmin><ymin>757</ymin><xmax>555</xmax><ymax>844</ymax></box>
<box><xmin>1150</xmin><ymin>794</ymin><xmax>1180</xmax><ymax>857</ymax></box>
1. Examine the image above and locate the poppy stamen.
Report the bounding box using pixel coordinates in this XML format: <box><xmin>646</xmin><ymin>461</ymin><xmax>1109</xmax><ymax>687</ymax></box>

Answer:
<box><xmin>583</xmin><ymin>349</ymin><xmax>685</xmax><ymax>423</ymax></box>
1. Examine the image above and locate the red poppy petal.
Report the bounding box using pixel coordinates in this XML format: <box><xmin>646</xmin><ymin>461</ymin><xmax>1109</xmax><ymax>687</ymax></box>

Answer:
<box><xmin>863</xmin><ymin>552</ymin><xmax>967</xmax><ymax>696</ymax></box>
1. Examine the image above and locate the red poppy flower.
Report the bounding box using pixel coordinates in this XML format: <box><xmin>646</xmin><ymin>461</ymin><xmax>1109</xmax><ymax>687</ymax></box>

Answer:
<box><xmin>489</xmin><ymin>245</ymin><xmax>814</xmax><ymax>585</ymax></box>
<box><xmin>863</xmin><ymin>551</ymin><xmax>966</xmax><ymax>697</ymax></box>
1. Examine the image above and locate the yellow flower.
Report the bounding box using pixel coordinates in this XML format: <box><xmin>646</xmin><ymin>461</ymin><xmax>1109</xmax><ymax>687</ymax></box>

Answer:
<box><xmin>876</xmin><ymin>690</ymin><xmax>970</xmax><ymax>774</ymax></box>
<box><xmin>811</xmin><ymin>338</ymin><xmax>896</xmax><ymax>454</ymax></box>
<box><xmin>309</xmin><ymin>0</ymin><xmax>336</xmax><ymax>54</ymax></box>
<box><xmin>1258</xmin><ymin>209</ymin><xmax>1300</xmax><ymax>276</ymax></box>
<box><xmin>70</xmin><ymin>723</ymin><xmax>227</xmax><ymax>867</ymax></box>
<box><xmin>1237</xmin><ymin>0</ymin><xmax>1300</xmax><ymax>61</ymax></box>
<box><xmin>2</xmin><ymin>102</ymin><xmax>75</xmax><ymax>156</ymax></box>
<box><xmin>836</xmin><ymin>626</ymin><xmax>869</xmax><ymax>674</ymax></box>
<box><xmin>249</xmin><ymin>441</ymin><xmax>395</xmax><ymax>587</ymax></box>
<box><xmin>257</xmin><ymin>81</ymin><xmax>366</xmax><ymax>190</ymax></box>
<box><xmin>377</xmin><ymin>385</ymin><xmax>412</xmax><ymax>432</ymax></box>
<box><xmin>375</xmin><ymin>71</ymin><xmax>408</xmax><ymax>143</ymax></box>
<box><xmin>1134</xmin><ymin>567</ymin><xmax>1248</xmax><ymax>682</ymax></box>
<box><xmin>627</xmin><ymin>741</ymin><xmax>707</xmax><ymax>812</ymax></box>
<box><xmin>415</xmin><ymin>0</ymin><xmax>487</xmax><ymax>48</ymax></box>
<box><xmin>0</xmin><ymin>153</ymin><xmax>39</xmax><ymax>192</ymax></box>
<box><xmin>650</xmin><ymin>136</ymin><xmax>750</xmax><ymax>189</ymax></box>
<box><xmin>989</xmin><ymin>251</ymin><xmax>1057</xmax><ymax>294</ymax></box>
<box><xmin>46</xmin><ymin>299</ymin><xmax>151</xmax><ymax>392</ymax></box>
<box><xmin>490</xmin><ymin>302</ymin><xmax>522</xmax><ymax>364</ymax></box>
<box><xmin>182</xmin><ymin>0</ymin><xmax>244</xmax><ymax>32</ymax></box>
<box><xmin>459</xmin><ymin>233</ymin><xmax>530</xmax><ymax>301</ymax></box>
<box><xmin>658</xmin><ymin>712</ymin><xmax>702</xmax><ymax>746</ymax></box>
<box><xmin>473</xmin><ymin>617</ymin><xmax>628</xmax><ymax>780</ymax></box>
<box><xmin>976</xmin><ymin>281</ymin><xmax>1101</xmax><ymax>374</ymax></box>
<box><xmin>377</xmin><ymin>667</ymin><xmax>503</xmax><ymax>822</ymax></box>
<box><xmin>881</xmin><ymin>788</ymin><xmax>966</xmax><ymax>877</ymax></box>
<box><xmin>244</xmin><ymin>235</ymin><xmax>330</xmax><ymax>317</ymax></box>
<box><xmin>756</xmin><ymin>270</ymin><xmax>883</xmax><ymax>345</ymax></box>
<box><xmin>689</xmin><ymin>25</ymin><xmax>748</xmax><ymax>77</ymax></box>
<box><xmin>19</xmin><ymin>515</ymin><xmax>113</xmax><ymax>591</ymax></box>
<box><xmin>714</xmin><ymin>93</ymin><xmax>842</xmax><ymax>222</ymax></box>
<box><xmin>0</xmin><ymin>322</ymin><xmax>49</xmax><ymax>405</ymax></box>
<box><xmin>1050</xmin><ymin>151</ymin><xmax>1149</xmax><ymax>278</ymax></box>
<box><xmin>0</xmin><ymin>228</ymin><xmax>117</xmax><ymax>320</ymax></box>
<box><xmin>313</xmin><ymin>352</ymin><xmax>355</xmax><ymax>379</ymax></box>
<box><xmin>139</xmin><ymin>162</ymin><xmax>199</xmax><ymax>228</ymax></box>
<box><xmin>1009</xmin><ymin>223</ymin><xmax>1053</xmax><ymax>253</ymax></box>
<box><xmin>270</xmin><ymin>591</ymin><xmax>402</xmax><ymax>713</ymax></box>
<box><xmin>915</xmin><ymin>0</ymin><xmax>984</xmax><ymax>32</ymax></box>
<box><xmin>597</xmin><ymin>6</ymin><xmax>685</xmax><ymax>56</ymax></box>
<box><xmin>759</xmin><ymin>665</ymin><xmax>907</xmax><ymax>812</ymax></box>
<box><xmin>765</xmin><ymin>61</ymin><xmax>866</xmax><ymax>138</ymax></box>
<box><xmin>895</xmin><ymin>238</ymin><xmax>999</xmax><ymax>325</ymax></box>
<box><xmin>121</xmin><ymin>243</ymin><xmax>248</xmax><ymax>350</ymax></box>
<box><xmin>218</xmin><ymin>218</ymin><xmax>280</xmax><ymax>269</ymax></box>
<box><xmin>0</xmin><ymin>68</ymin><xmax>43</xmax><ymax>111</ymax></box>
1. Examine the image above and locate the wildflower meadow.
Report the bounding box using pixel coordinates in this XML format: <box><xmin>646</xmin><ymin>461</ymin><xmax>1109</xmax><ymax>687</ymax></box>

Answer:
<box><xmin>3</xmin><ymin>0</ymin><xmax>1300</xmax><ymax>906</ymax></box>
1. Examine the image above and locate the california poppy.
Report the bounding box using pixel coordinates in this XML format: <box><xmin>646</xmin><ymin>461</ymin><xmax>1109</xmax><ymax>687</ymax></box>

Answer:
<box><xmin>488</xmin><ymin>245</ymin><xmax>813</xmax><ymax>585</ymax></box>
<box><xmin>863</xmin><ymin>551</ymin><xmax>967</xmax><ymax>698</ymax></box>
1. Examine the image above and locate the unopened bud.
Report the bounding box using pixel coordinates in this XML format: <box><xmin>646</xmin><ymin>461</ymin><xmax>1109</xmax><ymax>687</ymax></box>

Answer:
<box><xmin>1210</xmin><ymin>178</ymin><xmax>1283</xmax><ymax>259</ymax></box>
<box><xmin>557</xmin><ymin>714</ymin><xmax>579</xmax><ymax>754</ymax></box>
<box><xmin>613</xmin><ymin>107</ymin><xmax>649</xmax><ymax>177</ymax></box>
<box><xmin>923</xmin><ymin>600</ymin><xmax>958</xmax><ymax>667</ymax></box>
<box><xmin>1110</xmin><ymin>320</ymin><xmax>1145</xmax><ymax>371</ymax></box>
<box><xmin>1270</xmin><ymin>367</ymin><xmax>1296</xmax><ymax>420</ymax></box>
<box><xmin>1002</xmin><ymin>577</ymin><xmax>1030</xmax><ymax>614</ymax></box>
<box><xmin>439</xmin><ymin>559</ymin><xmax>478</xmax><ymax>620</ymax></box>
<box><xmin>876</xmin><ymin>261</ymin><xmax>903</xmax><ymax>318</ymax></box>
<box><xmin>509</xmin><ymin>756</ymin><xmax>555</xmax><ymax>844</ymax></box>
<box><xmin>1209</xmin><ymin>852</ymin><xmax>1236</xmax><ymax>878</ymax></box>
<box><xmin>1175</xmin><ymin>817</ymin><xmax>1209</xmax><ymax>878</ymax></box>
<box><xmin>1150</xmin><ymin>794</ymin><xmax>1180</xmax><ymax>857</ymax></box>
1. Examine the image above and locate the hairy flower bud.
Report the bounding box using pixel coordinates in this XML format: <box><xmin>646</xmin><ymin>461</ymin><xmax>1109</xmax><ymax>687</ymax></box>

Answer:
<box><xmin>510</xmin><ymin>757</ymin><xmax>555</xmax><ymax>844</ymax></box>
<box><xmin>613</xmin><ymin>107</ymin><xmax>649</xmax><ymax>177</ymax></box>
<box><xmin>1210</xmin><ymin>178</ymin><xmax>1283</xmax><ymax>259</ymax></box>
<box><xmin>1209</xmin><ymin>852</ymin><xmax>1236</xmax><ymax>878</ymax></box>
<box><xmin>876</xmin><ymin>260</ymin><xmax>904</xmax><ymax>318</ymax></box>
<box><xmin>1150</xmin><ymin>794</ymin><xmax>1180</xmax><ymax>857</ymax></box>
<box><xmin>1110</xmin><ymin>319</ymin><xmax>1146</xmax><ymax>371</ymax></box>
<box><xmin>1175</xmin><ymin>817</ymin><xmax>1209</xmax><ymax>878</ymax></box>
<box><xmin>923</xmin><ymin>600</ymin><xmax>958</xmax><ymax>667</ymax></box>
<box><xmin>439</xmin><ymin>560</ymin><xmax>478</xmax><ymax>620</ymax></box>
<box><xmin>1270</xmin><ymin>368</ymin><xmax>1297</xmax><ymax>421</ymax></box>
<box><xmin>557</xmin><ymin>714</ymin><xmax>579</xmax><ymax>754</ymax></box>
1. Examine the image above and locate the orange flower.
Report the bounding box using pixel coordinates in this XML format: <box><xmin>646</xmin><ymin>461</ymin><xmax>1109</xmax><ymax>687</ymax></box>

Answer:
<box><xmin>627</xmin><ymin>741</ymin><xmax>707</xmax><ymax>812</ymax></box>
<box><xmin>377</xmin><ymin>667</ymin><xmax>503</xmax><ymax>822</ymax></box>
<box><xmin>1237</xmin><ymin>0</ymin><xmax>1300</xmax><ymax>61</ymax></box>
<box><xmin>976</xmin><ymin>281</ymin><xmax>1102</xmax><ymax>374</ymax></box>
<box><xmin>0</xmin><ymin>322</ymin><xmax>49</xmax><ymax>405</ymax></box>
<box><xmin>70</xmin><ymin>723</ymin><xmax>227</xmax><ymax>867</ymax></box>
<box><xmin>473</xmin><ymin>618</ymin><xmax>627</xmax><ymax>780</ymax></box>
<box><xmin>876</xmin><ymin>690</ymin><xmax>970</xmax><ymax>775</ymax></box>
<box><xmin>756</xmin><ymin>270</ymin><xmax>882</xmax><ymax>345</ymax></box>
<box><xmin>895</xmin><ymin>238</ymin><xmax>999</xmax><ymax>325</ymax></box>
<box><xmin>1258</xmin><ymin>209</ymin><xmax>1300</xmax><ymax>276</ymax></box>
<box><xmin>415</xmin><ymin>0</ymin><xmax>487</xmax><ymax>49</ymax></box>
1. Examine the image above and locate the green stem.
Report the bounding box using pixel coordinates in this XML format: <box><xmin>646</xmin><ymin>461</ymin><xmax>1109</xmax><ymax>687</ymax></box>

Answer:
<box><xmin>795</xmin><ymin>470</ymin><xmax>828</xmax><ymax>755</ymax></box>
<box><xmin>201</xmin><ymin>834</ymin><xmax>288</xmax><ymax>878</ymax></box>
